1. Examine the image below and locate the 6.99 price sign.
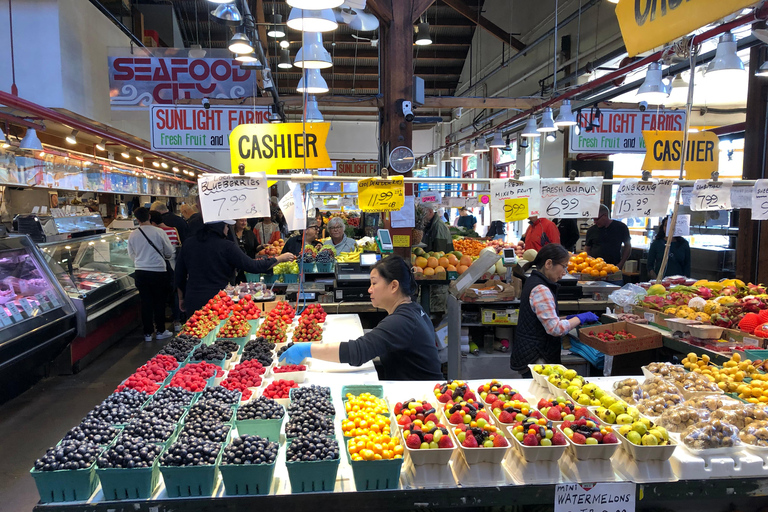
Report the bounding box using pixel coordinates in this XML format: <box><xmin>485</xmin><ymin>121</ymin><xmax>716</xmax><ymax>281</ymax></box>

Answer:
<box><xmin>199</xmin><ymin>172</ymin><xmax>270</xmax><ymax>223</ymax></box>
<box><xmin>358</xmin><ymin>176</ymin><xmax>405</xmax><ymax>213</ymax></box>
<box><xmin>540</xmin><ymin>177</ymin><xmax>603</xmax><ymax>219</ymax></box>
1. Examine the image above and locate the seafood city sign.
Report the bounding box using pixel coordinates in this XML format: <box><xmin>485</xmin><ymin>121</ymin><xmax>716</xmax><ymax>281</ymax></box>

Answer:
<box><xmin>108</xmin><ymin>50</ymin><xmax>257</xmax><ymax>109</ymax></box>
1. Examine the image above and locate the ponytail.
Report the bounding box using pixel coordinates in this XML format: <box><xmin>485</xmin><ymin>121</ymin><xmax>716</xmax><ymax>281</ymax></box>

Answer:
<box><xmin>372</xmin><ymin>255</ymin><xmax>418</xmax><ymax>299</ymax></box>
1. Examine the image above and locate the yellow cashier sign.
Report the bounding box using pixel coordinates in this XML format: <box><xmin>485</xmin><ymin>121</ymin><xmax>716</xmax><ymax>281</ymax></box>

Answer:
<box><xmin>642</xmin><ymin>130</ymin><xmax>719</xmax><ymax>179</ymax></box>
<box><xmin>229</xmin><ymin>123</ymin><xmax>331</xmax><ymax>182</ymax></box>
<box><xmin>615</xmin><ymin>0</ymin><xmax>755</xmax><ymax>57</ymax></box>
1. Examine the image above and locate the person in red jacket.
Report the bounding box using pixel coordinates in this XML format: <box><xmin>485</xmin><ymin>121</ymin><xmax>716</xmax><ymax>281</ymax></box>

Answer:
<box><xmin>523</xmin><ymin>216</ymin><xmax>561</xmax><ymax>252</ymax></box>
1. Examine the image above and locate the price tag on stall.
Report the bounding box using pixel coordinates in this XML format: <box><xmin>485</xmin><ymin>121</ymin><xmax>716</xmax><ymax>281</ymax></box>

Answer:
<box><xmin>0</xmin><ymin>308</ymin><xmax>11</xmax><ymax>326</ymax></box>
<box><xmin>690</xmin><ymin>179</ymin><xmax>732</xmax><ymax>211</ymax></box>
<box><xmin>44</xmin><ymin>290</ymin><xmax>61</xmax><ymax>308</ymax></box>
<box><xmin>503</xmin><ymin>198</ymin><xmax>529</xmax><ymax>222</ymax></box>
<box><xmin>614</xmin><ymin>179</ymin><xmax>673</xmax><ymax>218</ymax></box>
<box><xmin>490</xmin><ymin>177</ymin><xmax>540</xmax><ymax>220</ymax></box>
<box><xmin>540</xmin><ymin>178</ymin><xmax>603</xmax><ymax>219</ymax></box>
<box><xmin>358</xmin><ymin>177</ymin><xmax>405</xmax><ymax>212</ymax></box>
<box><xmin>6</xmin><ymin>302</ymin><xmax>24</xmax><ymax>322</ymax></box>
<box><xmin>752</xmin><ymin>179</ymin><xmax>768</xmax><ymax>220</ymax></box>
<box><xmin>419</xmin><ymin>193</ymin><xmax>441</xmax><ymax>204</ymax></box>
<box><xmin>554</xmin><ymin>482</ymin><xmax>636</xmax><ymax>512</ymax></box>
<box><xmin>644</xmin><ymin>312</ymin><xmax>656</xmax><ymax>323</ymax></box>
<box><xmin>35</xmin><ymin>293</ymin><xmax>51</xmax><ymax>312</ymax></box>
<box><xmin>199</xmin><ymin>173</ymin><xmax>270</xmax><ymax>223</ymax></box>
<box><xmin>18</xmin><ymin>298</ymin><xmax>34</xmax><ymax>317</ymax></box>
<box><xmin>730</xmin><ymin>185</ymin><xmax>753</xmax><ymax>209</ymax></box>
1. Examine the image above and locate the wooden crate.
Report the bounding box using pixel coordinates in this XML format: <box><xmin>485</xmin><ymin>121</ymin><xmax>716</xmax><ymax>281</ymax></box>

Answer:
<box><xmin>578</xmin><ymin>321</ymin><xmax>663</xmax><ymax>356</ymax></box>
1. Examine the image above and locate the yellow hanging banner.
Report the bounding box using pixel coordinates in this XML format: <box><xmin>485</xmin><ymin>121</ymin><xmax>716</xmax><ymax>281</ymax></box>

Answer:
<box><xmin>229</xmin><ymin>122</ymin><xmax>331</xmax><ymax>184</ymax></box>
<box><xmin>641</xmin><ymin>130</ymin><xmax>719</xmax><ymax>180</ymax></box>
<box><xmin>504</xmin><ymin>197</ymin><xmax>529</xmax><ymax>222</ymax></box>
<box><xmin>358</xmin><ymin>177</ymin><xmax>405</xmax><ymax>212</ymax></box>
<box><xmin>615</xmin><ymin>0</ymin><xmax>755</xmax><ymax>57</ymax></box>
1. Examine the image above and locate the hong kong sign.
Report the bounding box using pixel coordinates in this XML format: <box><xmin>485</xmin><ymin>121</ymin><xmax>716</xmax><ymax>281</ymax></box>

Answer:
<box><xmin>108</xmin><ymin>49</ymin><xmax>257</xmax><ymax>109</ymax></box>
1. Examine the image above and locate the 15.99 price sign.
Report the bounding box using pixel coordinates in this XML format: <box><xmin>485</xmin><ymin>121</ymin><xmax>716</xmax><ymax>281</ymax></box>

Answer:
<box><xmin>199</xmin><ymin>173</ymin><xmax>270</xmax><ymax>222</ymax></box>
<box><xmin>613</xmin><ymin>178</ymin><xmax>673</xmax><ymax>218</ymax></box>
<box><xmin>358</xmin><ymin>176</ymin><xmax>405</xmax><ymax>212</ymax></box>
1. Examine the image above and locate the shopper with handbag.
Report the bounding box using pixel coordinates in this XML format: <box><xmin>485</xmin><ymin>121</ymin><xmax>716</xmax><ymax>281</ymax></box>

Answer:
<box><xmin>127</xmin><ymin>207</ymin><xmax>175</xmax><ymax>342</ymax></box>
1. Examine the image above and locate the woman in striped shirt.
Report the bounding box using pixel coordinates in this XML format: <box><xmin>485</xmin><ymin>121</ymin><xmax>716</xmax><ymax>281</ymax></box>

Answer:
<box><xmin>150</xmin><ymin>210</ymin><xmax>180</xmax><ymax>248</ymax></box>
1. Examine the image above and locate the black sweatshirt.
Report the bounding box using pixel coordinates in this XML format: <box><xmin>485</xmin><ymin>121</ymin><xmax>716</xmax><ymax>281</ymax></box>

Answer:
<box><xmin>338</xmin><ymin>302</ymin><xmax>443</xmax><ymax>381</ymax></box>
<box><xmin>175</xmin><ymin>234</ymin><xmax>276</xmax><ymax>313</ymax></box>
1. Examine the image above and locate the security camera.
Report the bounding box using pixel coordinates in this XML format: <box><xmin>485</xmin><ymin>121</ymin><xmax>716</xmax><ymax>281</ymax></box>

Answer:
<box><xmin>202</xmin><ymin>97</ymin><xmax>211</xmax><ymax>110</ymax></box>
<box><xmin>639</xmin><ymin>101</ymin><xmax>648</xmax><ymax>112</ymax></box>
<box><xmin>397</xmin><ymin>99</ymin><xmax>414</xmax><ymax>122</ymax></box>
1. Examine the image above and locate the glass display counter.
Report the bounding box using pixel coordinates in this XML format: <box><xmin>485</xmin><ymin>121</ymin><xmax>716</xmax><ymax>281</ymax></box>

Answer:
<box><xmin>39</xmin><ymin>232</ymin><xmax>137</xmax><ymax>338</ymax></box>
<box><xmin>16</xmin><ymin>213</ymin><xmax>106</xmax><ymax>243</ymax></box>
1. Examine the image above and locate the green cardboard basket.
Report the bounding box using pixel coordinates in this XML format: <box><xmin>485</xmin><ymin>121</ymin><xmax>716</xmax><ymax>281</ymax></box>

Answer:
<box><xmin>30</xmin><ymin>462</ymin><xmax>100</xmax><ymax>503</ymax></box>
<box><xmin>219</xmin><ymin>461</ymin><xmax>276</xmax><ymax>496</ymax></box>
<box><xmin>263</xmin><ymin>274</ymin><xmax>280</xmax><ymax>285</ymax></box>
<box><xmin>347</xmin><ymin>455</ymin><xmax>403</xmax><ymax>491</ymax></box>
<box><xmin>159</xmin><ymin>443</ymin><xmax>224</xmax><ymax>498</ymax></box>
<box><xmin>286</xmin><ymin>457</ymin><xmax>340</xmax><ymax>493</ymax></box>
<box><xmin>96</xmin><ymin>460</ymin><xmax>160</xmax><ymax>500</ymax></box>
<box><xmin>315</xmin><ymin>262</ymin><xmax>334</xmax><ymax>273</ymax></box>
<box><xmin>282</xmin><ymin>273</ymin><xmax>299</xmax><ymax>283</ymax></box>
<box><xmin>245</xmin><ymin>273</ymin><xmax>263</xmax><ymax>283</ymax></box>
<box><xmin>235</xmin><ymin>416</ymin><xmax>284</xmax><ymax>442</ymax></box>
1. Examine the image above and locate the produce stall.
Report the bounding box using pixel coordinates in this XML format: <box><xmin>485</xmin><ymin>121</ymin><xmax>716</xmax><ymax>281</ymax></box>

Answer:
<box><xmin>27</xmin><ymin>290</ymin><xmax>768</xmax><ymax>511</ymax></box>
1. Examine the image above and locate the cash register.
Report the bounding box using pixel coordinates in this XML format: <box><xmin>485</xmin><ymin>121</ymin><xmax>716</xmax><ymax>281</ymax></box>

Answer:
<box><xmin>334</xmin><ymin>252</ymin><xmax>381</xmax><ymax>301</ymax></box>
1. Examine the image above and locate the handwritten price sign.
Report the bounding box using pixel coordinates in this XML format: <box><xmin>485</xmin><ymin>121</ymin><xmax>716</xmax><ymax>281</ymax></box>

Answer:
<box><xmin>199</xmin><ymin>173</ymin><xmax>270</xmax><ymax>223</ymax></box>
<box><xmin>489</xmin><ymin>177</ymin><xmax>540</xmax><ymax>221</ymax></box>
<box><xmin>614</xmin><ymin>178</ymin><xmax>673</xmax><ymax>218</ymax></box>
<box><xmin>540</xmin><ymin>177</ymin><xmax>603</xmax><ymax>219</ymax></box>
<box><xmin>752</xmin><ymin>179</ymin><xmax>768</xmax><ymax>220</ymax></box>
<box><xmin>504</xmin><ymin>198</ymin><xmax>529</xmax><ymax>222</ymax></box>
<box><xmin>690</xmin><ymin>179</ymin><xmax>732</xmax><ymax>211</ymax></box>
<box><xmin>358</xmin><ymin>176</ymin><xmax>405</xmax><ymax>212</ymax></box>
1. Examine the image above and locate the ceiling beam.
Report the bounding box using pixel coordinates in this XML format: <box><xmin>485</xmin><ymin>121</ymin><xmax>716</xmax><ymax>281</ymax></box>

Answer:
<box><xmin>421</xmin><ymin>96</ymin><xmax>537</xmax><ymax>109</ymax></box>
<box><xmin>366</xmin><ymin>0</ymin><xmax>392</xmax><ymax>24</ymax></box>
<box><xmin>441</xmin><ymin>0</ymin><xmax>525</xmax><ymax>51</ymax></box>
<box><xmin>413</xmin><ymin>0</ymin><xmax>436</xmax><ymax>23</ymax></box>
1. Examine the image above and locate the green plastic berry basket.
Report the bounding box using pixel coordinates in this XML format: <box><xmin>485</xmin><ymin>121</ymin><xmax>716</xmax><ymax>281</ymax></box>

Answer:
<box><xmin>346</xmin><ymin>452</ymin><xmax>403</xmax><ymax>490</ymax></box>
<box><xmin>285</xmin><ymin>457</ymin><xmax>340</xmax><ymax>493</ymax></box>
<box><xmin>341</xmin><ymin>385</ymin><xmax>389</xmax><ymax>416</ymax></box>
<box><xmin>247</xmin><ymin>319</ymin><xmax>262</xmax><ymax>329</ymax></box>
<box><xmin>315</xmin><ymin>262</ymin><xmax>334</xmax><ymax>273</ymax></box>
<box><xmin>235</xmin><ymin>416</ymin><xmax>284</xmax><ymax>442</ymax></box>
<box><xmin>245</xmin><ymin>273</ymin><xmax>263</xmax><ymax>283</ymax></box>
<box><xmin>263</xmin><ymin>274</ymin><xmax>280</xmax><ymax>285</ymax></box>
<box><xmin>159</xmin><ymin>443</ymin><xmax>224</xmax><ymax>498</ymax></box>
<box><xmin>282</xmin><ymin>273</ymin><xmax>299</xmax><ymax>284</ymax></box>
<box><xmin>219</xmin><ymin>460</ymin><xmax>276</xmax><ymax>496</ymax></box>
<box><xmin>96</xmin><ymin>456</ymin><xmax>161</xmax><ymax>500</ymax></box>
<box><xmin>30</xmin><ymin>457</ymin><xmax>102</xmax><ymax>503</ymax></box>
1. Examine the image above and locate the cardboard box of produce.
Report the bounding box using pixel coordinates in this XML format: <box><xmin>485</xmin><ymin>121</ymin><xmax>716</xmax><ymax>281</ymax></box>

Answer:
<box><xmin>578</xmin><ymin>321</ymin><xmax>663</xmax><ymax>356</ymax></box>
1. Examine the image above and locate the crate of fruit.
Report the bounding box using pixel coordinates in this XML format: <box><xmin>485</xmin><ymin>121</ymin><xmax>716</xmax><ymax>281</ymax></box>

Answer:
<box><xmin>347</xmin><ymin>450</ymin><xmax>403</xmax><ymax>490</ymax></box>
<box><xmin>95</xmin><ymin>438</ymin><xmax>165</xmax><ymax>501</ymax></box>
<box><xmin>219</xmin><ymin>435</ymin><xmax>278</xmax><ymax>496</ymax></box>
<box><xmin>30</xmin><ymin>442</ymin><xmax>105</xmax><ymax>503</ymax></box>
<box><xmin>235</xmin><ymin>397</ymin><xmax>285</xmax><ymax>442</ymax></box>
<box><xmin>159</xmin><ymin>438</ymin><xmax>225</xmax><ymax>498</ymax></box>
<box><xmin>285</xmin><ymin>435</ymin><xmax>340</xmax><ymax>493</ymax></box>
<box><xmin>578</xmin><ymin>321</ymin><xmax>662</xmax><ymax>356</ymax></box>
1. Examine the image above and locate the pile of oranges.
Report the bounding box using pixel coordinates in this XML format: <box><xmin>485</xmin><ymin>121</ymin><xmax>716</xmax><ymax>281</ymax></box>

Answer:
<box><xmin>414</xmin><ymin>253</ymin><xmax>473</xmax><ymax>276</ymax></box>
<box><xmin>453</xmin><ymin>238</ymin><xmax>486</xmax><ymax>257</ymax></box>
<box><xmin>567</xmin><ymin>252</ymin><xmax>619</xmax><ymax>277</ymax></box>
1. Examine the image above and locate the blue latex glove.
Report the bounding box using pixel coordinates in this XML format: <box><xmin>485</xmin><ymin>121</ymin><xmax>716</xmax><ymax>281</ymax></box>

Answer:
<box><xmin>279</xmin><ymin>343</ymin><xmax>313</xmax><ymax>365</ymax></box>
<box><xmin>576</xmin><ymin>312</ymin><xmax>600</xmax><ymax>324</ymax></box>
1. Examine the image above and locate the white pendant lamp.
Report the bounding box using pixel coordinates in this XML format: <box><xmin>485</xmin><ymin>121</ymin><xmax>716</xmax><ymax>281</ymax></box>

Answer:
<box><xmin>278</xmin><ymin>49</ymin><xmax>293</xmax><ymax>69</ymax></box>
<box><xmin>228</xmin><ymin>32</ymin><xmax>253</xmax><ymax>54</ymax></box>
<box><xmin>450</xmin><ymin>145</ymin><xmax>462</xmax><ymax>160</ymax></box>
<box><xmin>235</xmin><ymin>53</ymin><xmax>259</xmax><ymax>63</ymax></box>
<box><xmin>96</xmin><ymin>139</ymin><xmax>106</xmax><ymax>151</ymax></box>
<box><xmin>554</xmin><ymin>100</ymin><xmax>577</xmax><ymax>127</ymax></box>
<box><xmin>426</xmin><ymin>154</ymin><xmax>437</xmax><ymax>168</ymax></box>
<box><xmin>294</xmin><ymin>32</ymin><xmax>332</xmax><ymax>69</ymax></box>
<box><xmin>65</xmin><ymin>130</ymin><xmax>78</xmax><ymax>144</ymax></box>
<box><xmin>521</xmin><ymin>117</ymin><xmax>540</xmax><ymax>138</ymax></box>
<box><xmin>636</xmin><ymin>62</ymin><xmax>669</xmax><ymax>105</ymax></box>
<box><xmin>757</xmin><ymin>61</ymin><xmax>768</xmax><ymax>77</ymax></box>
<box><xmin>287</xmin><ymin>9</ymin><xmax>338</xmax><ymax>33</ymax></box>
<box><xmin>211</xmin><ymin>3</ymin><xmax>242</xmax><ymax>26</ymax></box>
<box><xmin>474</xmin><ymin>137</ymin><xmax>489</xmax><ymax>153</ymax></box>
<box><xmin>707</xmin><ymin>32</ymin><xmax>745</xmax><ymax>80</ymax></box>
<box><xmin>188</xmin><ymin>44</ymin><xmax>207</xmax><ymax>59</ymax></box>
<box><xmin>537</xmin><ymin>107</ymin><xmax>557</xmax><ymax>132</ymax></box>
<box><xmin>297</xmin><ymin>69</ymin><xmax>329</xmax><ymax>94</ymax></box>
<box><xmin>440</xmin><ymin>150</ymin><xmax>451</xmax><ymax>163</ymax></box>
<box><xmin>460</xmin><ymin>141</ymin><xmax>473</xmax><ymax>157</ymax></box>
<box><xmin>208</xmin><ymin>0</ymin><xmax>236</xmax><ymax>4</ymax></box>
<box><xmin>20</xmin><ymin>128</ymin><xmax>43</xmax><ymax>150</ymax></box>
<box><xmin>488</xmin><ymin>130</ymin><xmax>505</xmax><ymax>148</ymax></box>
<box><xmin>287</xmin><ymin>0</ymin><xmax>343</xmax><ymax>8</ymax></box>
<box><xmin>267</xmin><ymin>14</ymin><xmax>285</xmax><ymax>38</ymax></box>
<box><xmin>349</xmin><ymin>10</ymin><xmax>379</xmax><ymax>32</ymax></box>
<box><xmin>415</xmin><ymin>22</ymin><xmax>432</xmax><ymax>46</ymax></box>
<box><xmin>304</xmin><ymin>96</ymin><xmax>323</xmax><ymax>122</ymax></box>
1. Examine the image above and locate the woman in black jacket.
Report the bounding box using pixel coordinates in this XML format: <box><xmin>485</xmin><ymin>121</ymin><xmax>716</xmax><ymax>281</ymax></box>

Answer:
<box><xmin>175</xmin><ymin>220</ymin><xmax>295</xmax><ymax>314</ymax></box>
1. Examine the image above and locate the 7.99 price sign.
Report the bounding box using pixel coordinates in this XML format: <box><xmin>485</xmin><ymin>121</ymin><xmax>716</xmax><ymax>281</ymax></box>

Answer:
<box><xmin>199</xmin><ymin>173</ymin><xmax>270</xmax><ymax>222</ymax></box>
<box><xmin>358</xmin><ymin>176</ymin><xmax>405</xmax><ymax>213</ymax></box>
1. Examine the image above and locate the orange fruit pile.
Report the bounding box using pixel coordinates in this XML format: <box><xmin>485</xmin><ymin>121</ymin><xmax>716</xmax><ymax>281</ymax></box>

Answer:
<box><xmin>414</xmin><ymin>252</ymin><xmax>470</xmax><ymax>276</ymax></box>
<box><xmin>567</xmin><ymin>252</ymin><xmax>619</xmax><ymax>277</ymax></box>
<box><xmin>453</xmin><ymin>238</ymin><xmax>486</xmax><ymax>257</ymax></box>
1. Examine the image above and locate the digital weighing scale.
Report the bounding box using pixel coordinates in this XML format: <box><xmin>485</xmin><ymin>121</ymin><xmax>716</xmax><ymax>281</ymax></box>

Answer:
<box><xmin>334</xmin><ymin>253</ymin><xmax>382</xmax><ymax>301</ymax></box>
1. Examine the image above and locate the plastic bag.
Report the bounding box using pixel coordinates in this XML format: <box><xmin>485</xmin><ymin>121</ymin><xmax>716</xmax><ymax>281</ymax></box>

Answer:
<box><xmin>659</xmin><ymin>405</ymin><xmax>710</xmax><ymax>433</ymax></box>
<box><xmin>738</xmin><ymin>420</ymin><xmax>768</xmax><ymax>447</ymax></box>
<box><xmin>613</xmin><ymin>378</ymin><xmax>640</xmax><ymax>403</ymax></box>
<box><xmin>633</xmin><ymin>376</ymin><xmax>683</xmax><ymax>416</ymax></box>
<box><xmin>711</xmin><ymin>403</ymin><xmax>768</xmax><ymax>429</ymax></box>
<box><xmin>645</xmin><ymin>362</ymin><xmax>686</xmax><ymax>381</ymax></box>
<box><xmin>677</xmin><ymin>373</ymin><xmax>721</xmax><ymax>393</ymax></box>
<box><xmin>681</xmin><ymin>420</ymin><xmax>741</xmax><ymax>450</ymax></box>
<box><xmin>684</xmin><ymin>394</ymin><xmax>741</xmax><ymax>412</ymax></box>
<box><xmin>609</xmin><ymin>283</ymin><xmax>647</xmax><ymax>308</ymax></box>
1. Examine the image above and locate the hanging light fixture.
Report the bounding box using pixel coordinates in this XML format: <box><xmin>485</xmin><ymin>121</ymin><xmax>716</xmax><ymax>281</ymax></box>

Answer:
<box><xmin>152</xmin><ymin>161</ymin><xmax>160</xmax><ymax>168</ymax></box>
<box><xmin>280</xmin><ymin>40</ymin><xmax>290</xmax><ymax>49</ymax></box>
<box><xmin>65</xmin><ymin>129</ymin><xmax>78</xmax><ymax>144</ymax></box>
<box><xmin>460</xmin><ymin>141</ymin><xmax>473</xmax><ymax>157</ymax></box>
<box><xmin>294</xmin><ymin>32</ymin><xmax>333</xmax><ymax>69</ymax></box>
<box><xmin>707</xmin><ymin>31</ymin><xmax>745</xmax><ymax>80</ymax></box>
<box><xmin>474</xmin><ymin>137</ymin><xmax>489</xmax><ymax>153</ymax></box>
<box><xmin>427</xmin><ymin>154</ymin><xmax>437</xmax><ymax>168</ymax></box>
<box><xmin>546</xmin><ymin>132</ymin><xmax>557</xmax><ymax>142</ymax></box>
<box><xmin>450</xmin><ymin>145</ymin><xmax>462</xmax><ymax>160</ymax></box>
<box><xmin>135</xmin><ymin>154</ymin><xmax>143</xmax><ymax>162</ymax></box>
<box><xmin>415</xmin><ymin>22</ymin><xmax>432</xmax><ymax>46</ymax></box>
<box><xmin>188</xmin><ymin>44</ymin><xmax>207</xmax><ymax>59</ymax></box>
<box><xmin>636</xmin><ymin>62</ymin><xmax>669</xmax><ymax>104</ymax></box>
<box><xmin>287</xmin><ymin>0</ymin><xmax>343</xmax><ymax>8</ymax></box>
<box><xmin>286</xmin><ymin>9</ymin><xmax>338</xmax><ymax>32</ymax></box>
<box><xmin>297</xmin><ymin>69</ymin><xmax>329</xmax><ymax>94</ymax></box>
<box><xmin>757</xmin><ymin>61</ymin><xmax>768</xmax><ymax>77</ymax></box>
<box><xmin>537</xmin><ymin>107</ymin><xmax>557</xmax><ymax>132</ymax></box>
<box><xmin>210</xmin><ymin>3</ymin><xmax>242</xmax><ymax>26</ymax></box>
<box><xmin>440</xmin><ymin>150</ymin><xmax>451</xmax><ymax>163</ymax></box>
<box><xmin>96</xmin><ymin>139</ymin><xmax>106</xmax><ymax>151</ymax></box>
<box><xmin>121</xmin><ymin>149</ymin><xmax>130</xmax><ymax>159</ymax></box>
<box><xmin>554</xmin><ymin>100</ymin><xmax>577</xmax><ymax>127</ymax></box>
<box><xmin>267</xmin><ymin>14</ymin><xmax>286</xmax><ymax>38</ymax></box>
<box><xmin>521</xmin><ymin>117</ymin><xmax>540</xmax><ymax>138</ymax></box>
<box><xmin>489</xmin><ymin>130</ymin><xmax>505</xmax><ymax>148</ymax></box>
<box><xmin>20</xmin><ymin>128</ymin><xmax>43</xmax><ymax>151</ymax></box>
<box><xmin>304</xmin><ymin>95</ymin><xmax>323</xmax><ymax>122</ymax></box>
<box><xmin>235</xmin><ymin>53</ymin><xmax>259</xmax><ymax>63</ymax></box>
<box><xmin>161</xmin><ymin>162</ymin><xmax>169</xmax><ymax>169</ymax></box>
<box><xmin>278</xmin><ymin>49</ymin><xmax>293</xmax><ymax>69</ymax></box>
<box><xmin>208</xmin><ymin>0</ymin><xmax>235</xmax><ymax>4</ymax></box>
<box><xmin>349</xmin><ymin>9</ymin><xmax>379</xmax><ymax>31</ymax></box>
<box><xmin>228</xmin><ymin>32</ymin><xmax>253</xmax><ymax>54</ymax></box>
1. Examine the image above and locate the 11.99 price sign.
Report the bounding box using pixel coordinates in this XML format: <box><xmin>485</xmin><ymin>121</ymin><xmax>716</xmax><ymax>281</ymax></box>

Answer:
<box><xmin>199</xmin><ymin>173</ymin><xmax>271</xmax><ymax>222</ymax></box>
<box><xmin>358</xmin><ymin>176</ymin><xmax>405</xmax><ymax>212</ymax></box>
